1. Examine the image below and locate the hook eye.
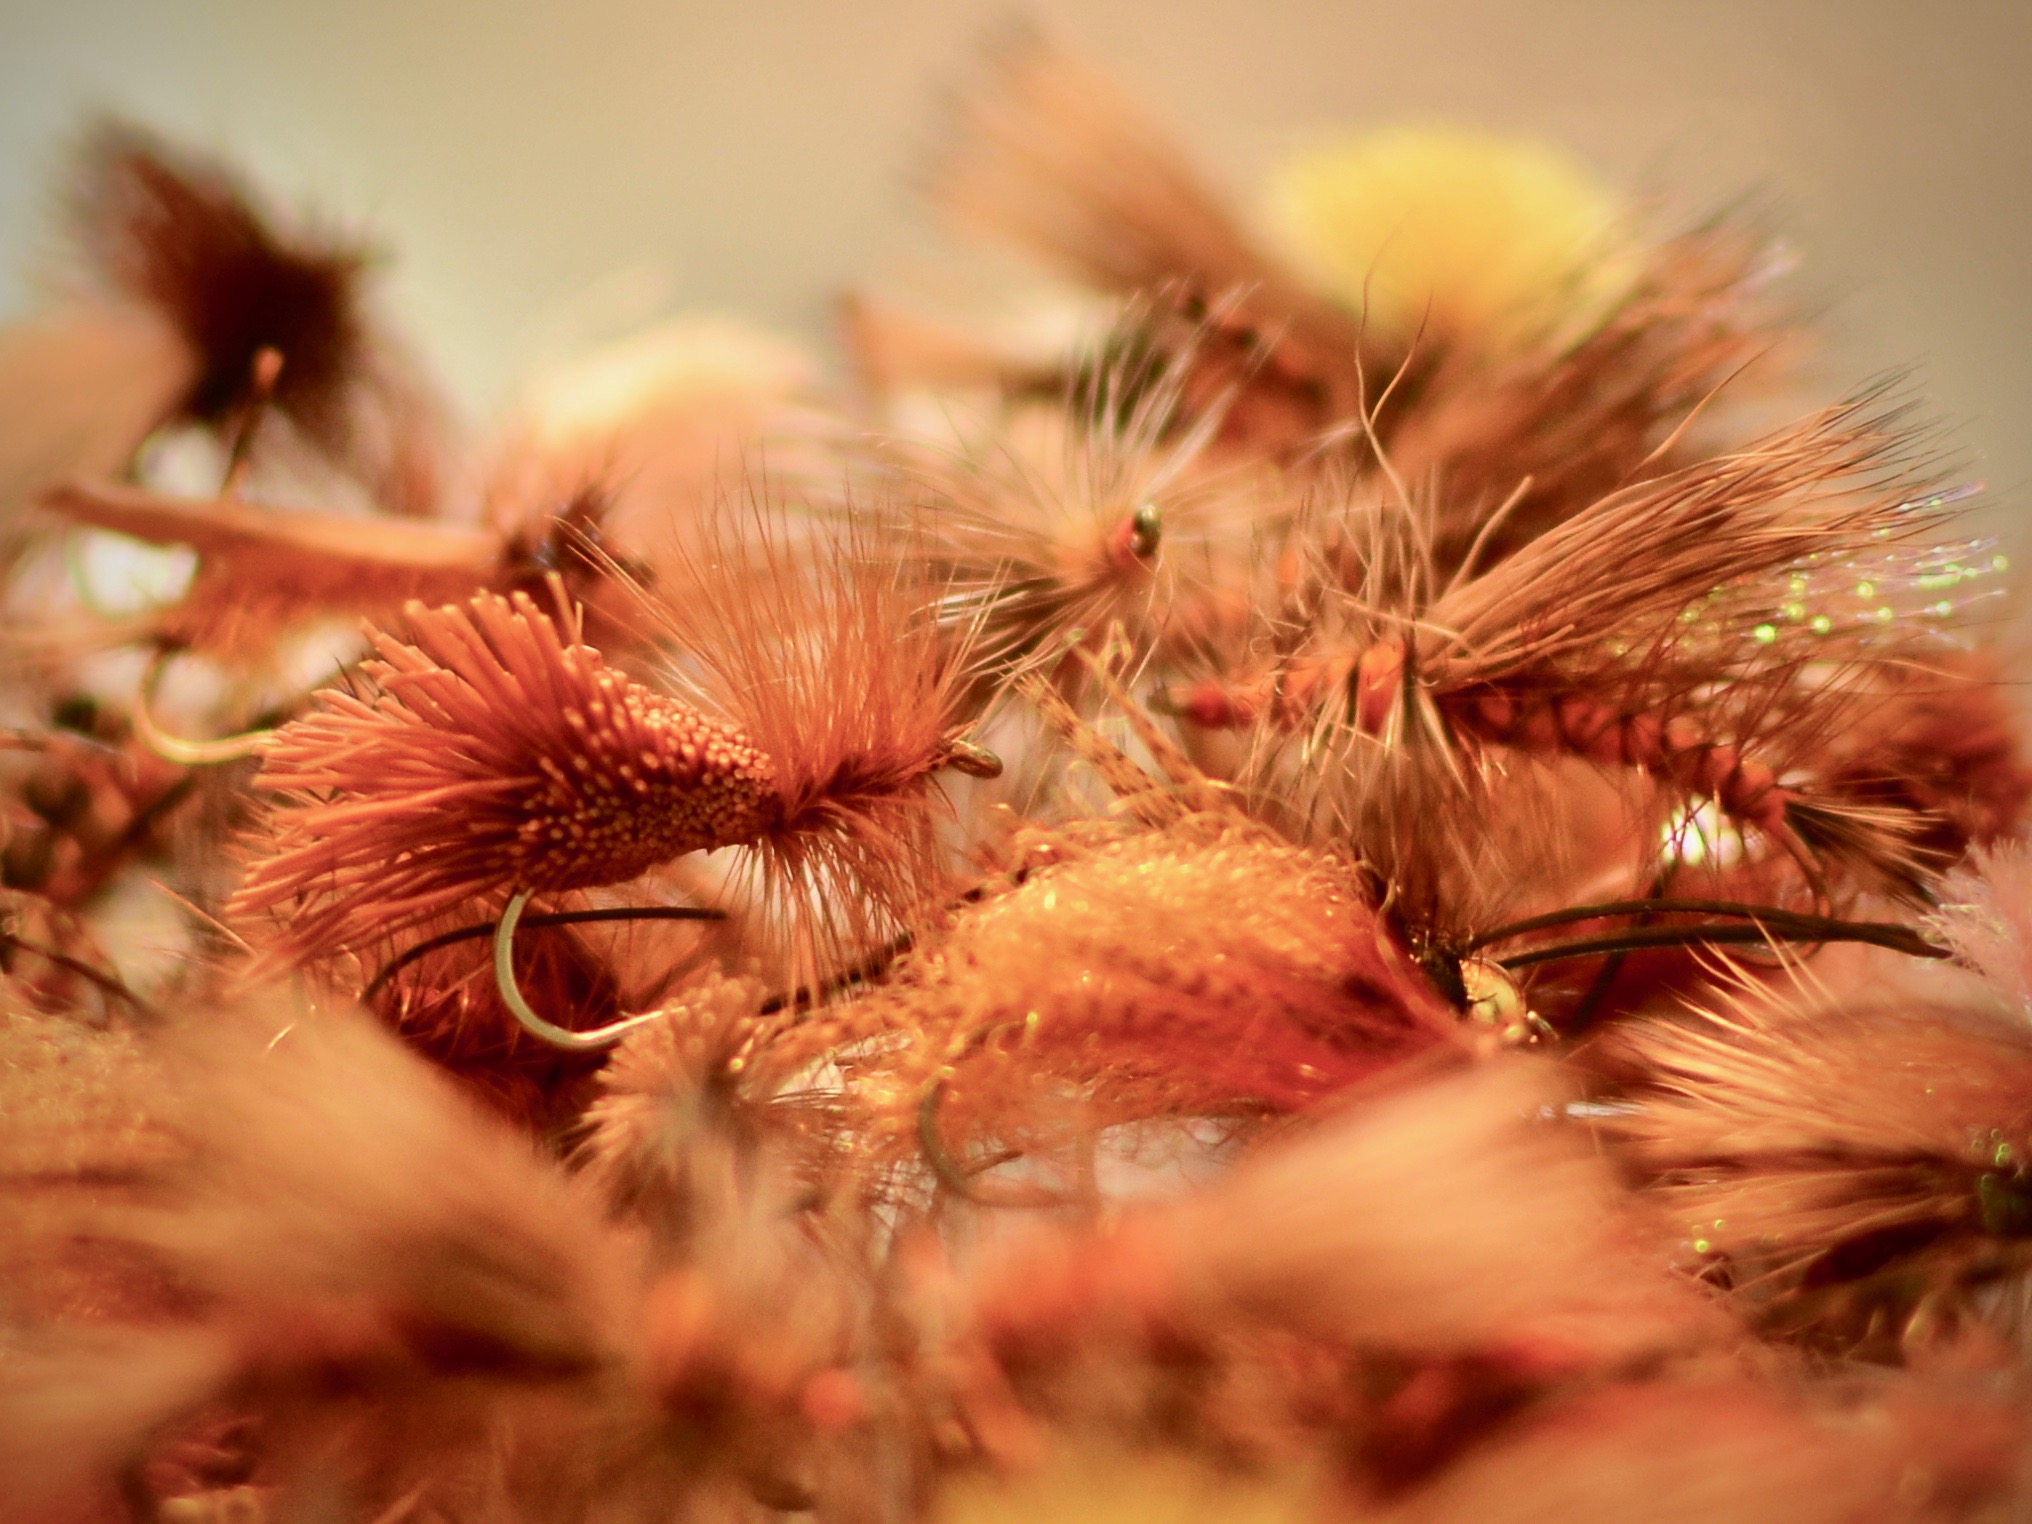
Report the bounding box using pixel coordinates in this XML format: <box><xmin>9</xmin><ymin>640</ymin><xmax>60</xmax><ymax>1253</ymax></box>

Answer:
<box><xmin>941</xmin><ymin>737</ymin><xmax>1004</xmax><ymax>779</ymax></box>
<box><xmin>1126</xmin><ymin>501</ymin><xmax>1162</xmax><ymax>560</ymax></box>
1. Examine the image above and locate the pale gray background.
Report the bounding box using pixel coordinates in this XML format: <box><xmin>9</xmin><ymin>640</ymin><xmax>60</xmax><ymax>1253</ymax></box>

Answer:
<box><xmin>0</xmin><ymin>1</ymin><xmax>2026</xmax><ymax>555</ymax></box>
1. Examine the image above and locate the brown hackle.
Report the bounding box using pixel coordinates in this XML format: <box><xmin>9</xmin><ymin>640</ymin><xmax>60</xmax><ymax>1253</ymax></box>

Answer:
<box><xmin>929</xmin><ymin>31</ymin><xmax>1377</xmax><ymax>450</ymax></box>
<box><xmin>625</xmin><ymin>500</ymin><xmax>998</xmax><ymax>982</ymax></box>
<box><xmin>67</xmin><ymin>118</ymin><xmax>455</xmax><ymax>513</ymax></box>
<box><xmin>894</xmin><ymin>318</ymin><xmax>1275</xmax><ymax>691</ymax></box>
<box><xmin>233</xmin><ymin>581</ymin><xmax>780</xmax><ymax>961</ymax></box>
<box><xmin>1592</xmin><ymin>967</ymin><xmax>2032</xmax><ymax>1349</ymax></box>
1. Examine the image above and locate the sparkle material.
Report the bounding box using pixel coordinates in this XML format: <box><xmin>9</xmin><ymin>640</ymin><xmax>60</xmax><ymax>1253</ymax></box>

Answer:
<box><xmin>1676</xmin><ymin>527</ymin><xmax>2008</xmax><ymax>659</ymax></box>
<box><xmin>782</xmin><ymin>815</ymin><xmax>1464</xmax><ymax>1157</ymax></box>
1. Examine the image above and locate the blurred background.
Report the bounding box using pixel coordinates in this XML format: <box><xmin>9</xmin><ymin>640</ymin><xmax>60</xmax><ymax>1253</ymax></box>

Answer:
<box><xmin>1</xmin><ymin>0</ymin><xmax>2027</xmax><ymax>539</ymax></box>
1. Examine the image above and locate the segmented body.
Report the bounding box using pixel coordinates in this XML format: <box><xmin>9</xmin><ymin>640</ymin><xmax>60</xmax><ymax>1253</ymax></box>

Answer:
<box><xmin>1170</xmin><ymin>637</ymin><xmax>1789</xmax><ymax>833</ymax></box>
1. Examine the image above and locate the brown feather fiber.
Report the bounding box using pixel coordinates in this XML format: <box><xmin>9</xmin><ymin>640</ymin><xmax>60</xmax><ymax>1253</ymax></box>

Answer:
<box><xmin>1933</xmin><ymin>843</ymin><xmax>2032</xmax><ymax>1008</ymax></box>
<box><xmin>573</xmin><ymin>970</ymin><xmax>780</xmax><ymax>1223</ymax></box>
<box><xmin>358</xmin><ymin>903</ymin><xmax>663</xmax><ymax>1126</ymax></box>
<box><xmin>787</xmin><ymin>810</ymin><xmax>1466</xmax><ymax>1174</ymax></box>
<box><xmin>38</xmin><ymin>480</ymin><xmax>503</xmax><ymax>658</ymax></box>
<box><xmin>70</xmin><ymin>119</ymin><xmax>368</xmax><ymax>437</ymax></box>
<box><xmin>961</xmin><ymin>1059</ymin><xmax>1720</xmax><ymax>1368</ymax></box>
<box><xmin>0</xmin><ymin>997</ymin><xmax>663</xmax><ymax>1521</ymax></box>
<box><xmin>1816</xmin><ymin>649</ymin><xmax>2032</xmax><ymax>862</ymax></box>
<box><xmin>67</xmin><ymin>118</ymin><xmax>454</xmax><ymax>513</ymax></box>
<box><xmin>237</xmin><ymin>501</ymin><xmax>994</xmax><ymax>1010</ymax></box>
<box><xmin>0</xmin><ymin>998</ymin><xmax>182</xmax><ymax>1331</ymax></box>
<box><xmin>896</xmin><ymin>317</ymin><xmax>1279</xmax><ymax>691</ymax></box>
<box><xmin>931</xmin><ymin>32</ymin><xmax>1376</xmax><ymax>445</ymax></box>
<box><xmin>6</xmin><ymin>47</ymin><xmax>2032</xmax><ymax>1524</ymax></box>
<box><xmin>629</xmin><ymin>501</ymin><xmax>993</xmax><ymax>976</ymax></box>
<box><xmin>1366</xmin><ymin>1375</ymin><xmax>2019</xmax><ymax>1524</ymax></box>
<box><xmin>1193</xmin><ymin>392</ymin><xmax>1950</xmax><ymax>739</ymax></box>
<box><xmin>233</xmin><ymin>582</ymin><xmax>779</xmax><ymax>960</ymax></box>
<box><xmin>1397</xmin><ymin>221</ymin><xmax>1800</xmax><ymax>572</ymax></box>
<box><xmin>123</xmin><ymin>1001</ymin><xmax>638</xmax><ymax>1379</ymax></box>
<box><xmin>1419</xmin><ymin>393</ymin><xmax>1944</xmax><ymax>689</ymax></box>
<box><xmin>1212</xmin><ymin>395</ymin><xmax>1973</xmax><ymax>923</ymax></box>
<box><xmin>1592</xmin><ymin>975</ymin><xmax>2032</xmax><ymax>1347</ymax></box>
<box><xmin>889</xmin><ymin>1064</ymin><xmax>1737</xmax><ymax>1507</ymax></box>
